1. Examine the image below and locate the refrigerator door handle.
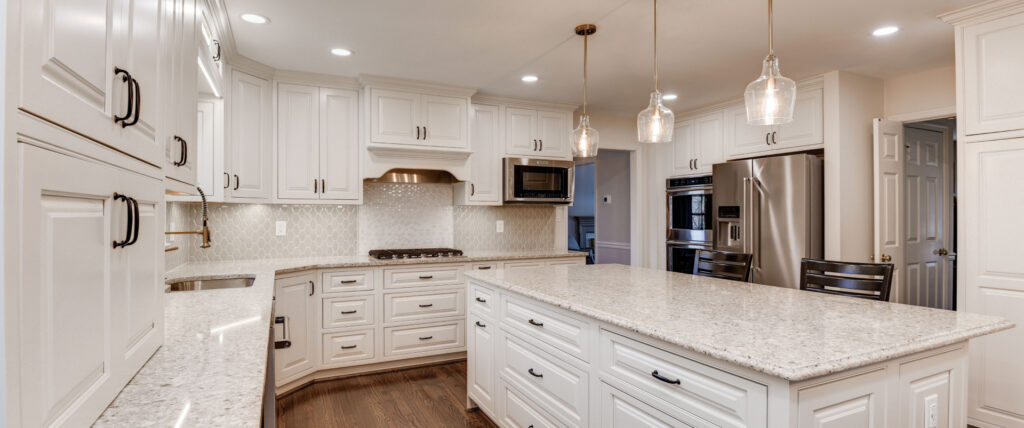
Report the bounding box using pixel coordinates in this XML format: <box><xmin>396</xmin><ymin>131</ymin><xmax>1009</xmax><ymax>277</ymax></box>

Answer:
<box><xmin>751</xmin><ymin>177</ymin><xmax>768</xmax><ymax>272</ymax></box>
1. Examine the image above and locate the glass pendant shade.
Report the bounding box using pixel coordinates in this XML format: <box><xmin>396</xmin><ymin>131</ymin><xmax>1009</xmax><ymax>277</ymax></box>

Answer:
<box><xmin>637</xmin><ymin>91</ymin><xmax>674</xmax><ymax>143</ymax></box>
<box><xmin>572</xmin><ymin>114</ymin><xmax>600</xmax><ymax>158</ymax></box>
<box><xmin>744</xmin><ymin>55</ymin><xmax>796</xmax><ymax>125</ymax></box>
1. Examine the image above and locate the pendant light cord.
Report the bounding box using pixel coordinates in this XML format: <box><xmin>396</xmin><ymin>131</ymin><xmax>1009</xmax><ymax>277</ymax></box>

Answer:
<box><xmin>768</xmin><ymin>0</ymin><xmax>774</xmax><ymax>55</ymax></box>
<box><xmin>583</xmin><ymin>33</ymin><xmax>588</xmax><ymax>116</ymax></box>
<box><xmin>653</xmin><ymin>0</ymin><xmax>659</xmax><ymax>92</ymax></box>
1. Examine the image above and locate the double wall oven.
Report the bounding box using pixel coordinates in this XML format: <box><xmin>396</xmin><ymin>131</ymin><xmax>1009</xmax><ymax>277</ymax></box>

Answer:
<box><xmin>666</xmin><ymin>175</ymin><xmax>713</xmax><ymax>273</ymax></box>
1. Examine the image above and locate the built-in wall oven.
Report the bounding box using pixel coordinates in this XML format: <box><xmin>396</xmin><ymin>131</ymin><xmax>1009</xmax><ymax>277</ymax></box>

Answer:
<box><xmin>504</xmin><ymin>157</ymin><xmax>574</xmax><ymax>204</ymax></box>
<box><xmin>666</xmin><ymin>175</ymin><xmax>713</xmax><ymax>273</ymax></box>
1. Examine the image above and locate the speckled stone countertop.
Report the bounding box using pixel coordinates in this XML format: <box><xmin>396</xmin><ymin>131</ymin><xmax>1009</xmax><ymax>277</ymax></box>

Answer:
<box><xmin>466</xmin><ymin>264</ymin><xmax>1014</xmax><ymax>382</ymax></box>
<box><xmin>94</xmin><ymin>251</ymin><xmax>585</xmax><ymax>427</ymax></box>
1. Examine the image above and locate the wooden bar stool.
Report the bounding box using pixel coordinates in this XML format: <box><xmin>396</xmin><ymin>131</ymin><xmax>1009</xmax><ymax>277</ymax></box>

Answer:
<box><xmin>799</xmin><ymin>258</ymin><xmax>895</xmax><ymax>301</ymax></box>
<box><xmin>693</xmin><ymin>249</ymin><xmax>753</xmax><ymax>282</ymax></box>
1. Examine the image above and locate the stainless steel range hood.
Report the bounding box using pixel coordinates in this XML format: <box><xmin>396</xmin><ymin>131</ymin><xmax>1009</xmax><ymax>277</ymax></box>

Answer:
<box><xmin>364</xmin><ymin>168</ymin><xmax>459</xmax><ymax>184</ymax></box>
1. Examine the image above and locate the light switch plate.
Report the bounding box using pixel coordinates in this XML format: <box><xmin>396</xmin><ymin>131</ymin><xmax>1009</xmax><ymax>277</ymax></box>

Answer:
<box><xmin>276</xmin><ymin>221</ymin><xmax>287</xmax><ymax>236</ymax></box>
<box><xmin>496</xmin><ymin>220</ymin><xmax>504</xmax><ymax>233</ymax></box>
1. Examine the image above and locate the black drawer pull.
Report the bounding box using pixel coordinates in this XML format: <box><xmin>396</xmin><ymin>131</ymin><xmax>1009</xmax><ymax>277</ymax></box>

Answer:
<box><xmin>419</xmin><ymin>275</ymin><xmax>433</xmax><ymax>279</ymax></box>
<box><xmin>340</xmin><ymin>310</ymin><xmax>357</xmax><ymax>315</ymax></box>
<box><xmin>418</xmin><ymin>303</ymin><xmax>433</xmax><ymax>308</ymax></box>
<box><xmin>651</xmin><ymin>370</ymin><xmax>681</xmax><ymax>385</ymax></box>
<box><xmin>419</xmin><ymin>336</ymin><xmax>433</xmax><ymax>341</ymax></box>
<box><xmin>475</xmin><ymin>321</ymin><xmax>486</xmax><ymax>328</ymax></box>
<box><xmin>340</xmin><ymin>345</ymin><xmax>357</xmax><ymax>350</ymax></box>
<box><xmin>338</xmin><ymin>279</ymin><xmax>358</xmax><ymax>284</ymax></box>
<box><xmin>528</xmin><ymin>319</ymin><xmax>544</xmax><ymax>327</ymax></box>
<box><xmin>528</xmin><ymin>368</ymin><xmax>543</xmax><ymax>378</ymax></box>
<box><xmin>477</xmin><ymin>266</ymin><xmax>492</xmax><ymax>270</ymax></box>
<box><xmin>475</xmin><ymin>297</ymin><xmax>487</xmax><ymax>303</ymax></box>
<box><xmin>274</xmin><ymin>340</ymin><xmax>291</xmax><ymax>349</ymax></box>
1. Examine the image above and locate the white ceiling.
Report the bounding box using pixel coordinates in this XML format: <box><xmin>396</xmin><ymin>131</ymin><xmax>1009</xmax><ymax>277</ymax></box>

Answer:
<box><xmin>223</xmin><ymin>0</ymin><xmax>972</xmax><ymax>115</ymax></box>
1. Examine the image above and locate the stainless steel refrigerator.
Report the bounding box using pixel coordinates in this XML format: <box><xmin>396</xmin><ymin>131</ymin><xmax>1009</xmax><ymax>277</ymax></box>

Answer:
<box><xmin>712</xmin><ymin>154</ymin><xmax>823</xmax><ymax>288</ymax></box>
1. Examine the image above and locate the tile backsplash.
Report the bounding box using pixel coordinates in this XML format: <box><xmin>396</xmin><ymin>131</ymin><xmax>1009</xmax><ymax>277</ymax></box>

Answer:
<box><xmin>167</xmin><ymin>183</ymin><xmax>557</xmax><ymax>266</ymax></box>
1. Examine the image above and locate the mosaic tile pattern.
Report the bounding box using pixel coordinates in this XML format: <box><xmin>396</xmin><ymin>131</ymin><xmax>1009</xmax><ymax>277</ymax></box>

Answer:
<box><xmin>164</xmin><ymin>202</ymin><xmax>192</xmax><ymax>270</ymax></box>
<box><xmin>357</xmin><ymin>183</ymin><xmax>454</xmax><ymax>253</ymax></box>
<box><xmin>454</xmin><ymin>205</ymin><xmax>556</xmax><ymax>252</ymax></box>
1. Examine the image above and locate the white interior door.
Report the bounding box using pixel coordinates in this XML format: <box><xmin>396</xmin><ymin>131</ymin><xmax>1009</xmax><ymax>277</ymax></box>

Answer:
<box><xmin>277</xmin><ymin>83</ymin><xmax>320</xmax><ymax>199</ymax></box>
<box><xmin>903</xmin><ymin>125</ymin><xmax>949</xmax><ymax>308</ymax></box>
<box><xmin>873</xmin><ymin>118</ymin><xmax>905</xmax><ymax>302</ymax></box>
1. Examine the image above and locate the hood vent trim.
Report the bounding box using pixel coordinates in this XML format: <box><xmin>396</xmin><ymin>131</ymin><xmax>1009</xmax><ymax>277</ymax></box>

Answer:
<box><xmin>365</xmin><ymin>168</ymin><xmax>460</xmax><ymax>184</ymax></box>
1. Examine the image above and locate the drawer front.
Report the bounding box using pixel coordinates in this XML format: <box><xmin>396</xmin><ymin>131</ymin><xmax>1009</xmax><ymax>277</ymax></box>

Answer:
<box><xmin>322</xmin><ymin>329</ymin><xmax>375</xmax><ymax>366</ymax></box>
<box><xmin>500</xmin><ymin>381</ymin><xmax>565</xmax><ymax>428</ymax></box>
<box><xmin>470</xmin><ymin>262</ymin><xmax>499</xmax><ymax>272</ymax></box>
<box><xmin>384</xmin><ymin>289</ymin><xmax>465</xmax><ymax>324</ymax></box>
<box><xmin>599</xmin><ymin>381</ymin><xmax>696</xmax><ymax>428</ymax></box>
<box><xmin>599</xmin><ymin>330</ymin><xmax>767</xmax><ymax>428</ymax></box>
<box><xmin>384</xmin><ymin>265</ymin><xmax>463</xmax><ymax>290</ymax></box>
<box><xmin>322</xmin><ymin>295</ymin><xmax>374</xmax><ymax>329</ymax></box>
<box><xmin>322</xmin><ymin>269</ymin><xmax>375</xmax><ymax>293</ymax></box>
<box><xmin>469</xmin><ymin>281</ymin><xmax>496</xmax><ymax>318</ymax></box>
<box><xmin>384</xmin><ymin>321</ymin><xmax>465</xmax><ymax>357</ymax></box>
<box><xmin>501</xmin><ymin>334</ymin><xmax>588</xmax><ymax>427</ymax></box>
<box><xmin>547</xmin><ymin>258</ymin><xmax>585</xmax><ymax>266</ymax></box>
<box><xmin>502</xmin><ymin>294</ymin><xmax>589</xmax><ymax>361</ymax></box>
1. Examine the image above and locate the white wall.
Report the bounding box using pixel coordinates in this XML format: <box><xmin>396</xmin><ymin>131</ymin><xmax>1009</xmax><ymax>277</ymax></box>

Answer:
<box><xmin>883</xmin><ymin>64</ymin><xmax>956</xmax><ymax>120</ymax></box>
<box><xmin>1</xmin><ymin>0</ymin><xmax>8</xmax><ymax>418</ymax></box>
<box><xmin>595</xmin><ymin>150</ymin><xmax>632</xmax><ymax>264</ymax></box>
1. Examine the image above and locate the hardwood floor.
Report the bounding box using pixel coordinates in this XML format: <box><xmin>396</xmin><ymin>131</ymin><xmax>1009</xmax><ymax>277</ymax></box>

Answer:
<box><xmin>276</xmin><ymin>361</ymin><xmax>498</xmax><ymax>428</ymax></box>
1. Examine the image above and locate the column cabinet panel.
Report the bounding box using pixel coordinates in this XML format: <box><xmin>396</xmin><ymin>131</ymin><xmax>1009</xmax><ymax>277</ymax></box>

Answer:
<box><xmin>277</xmin><ymin>83</ymin><xmax>320</xmax><ymax>199</ymax></box>
<box><xmin>505</xmin><ymin>107</ymin><xmax>537</xmax><ymax>156</ymax></box>
<box><xmin>319</xmin><ymin>88</ymin><xmax>361</xmax><ymax>200</ymax></box>
<box><xmin>275</xmin><ymin>273</ymin><xmax>317</xmax><ymax>386</ymax></box>
<box><xmin>228</xmin><ymin>70</ymin><xmax>273</xmax><ymax>200</ymax></box>
<box><xmin>456</xmin><ymin>104</ymin><xmax>502</xmax><ymax>205</ymax></box>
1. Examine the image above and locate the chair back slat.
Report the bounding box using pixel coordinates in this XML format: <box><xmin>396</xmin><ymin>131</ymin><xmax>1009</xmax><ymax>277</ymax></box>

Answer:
<box><xmin>693</xmin><ymin>249</ymin><xmax>753</xmax><ymax>282</ymax></box>
<box><xmin>799</xmin><ymin>258</ymin><xmax>895</xmax><ymax>301</ymax></box>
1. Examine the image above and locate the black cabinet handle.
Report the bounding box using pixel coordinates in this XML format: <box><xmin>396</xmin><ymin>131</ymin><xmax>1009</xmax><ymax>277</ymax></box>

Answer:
<box><xmin>765</xmin><ymin>132</ymin><xmax>770</xmax><ymax>146</ymax></box>
<box><xmin>533</xmin><ymin>139</ymin><xmax>538</xmax><ymax>151</ymax></box>
<box><xmin>528</xmin><ymin>368</ymin><xmax>543</xmax><ymax>378</ymax></box>
<box><xmin>321</xmin><ymin>179</ymin><xmax>325</xmax><ymax>193</ymax></box>
<box><xmin>418</xmin><ymin>336</ymin><xmax>433</xmax><ymax>341</ymax></box>
<box><xmin>423</xmin><ymin>126</ymin><xmax>427</xmax><ymax>139</ymax></box>
<box><xmin>475</xmin><ymin>297</ymin><xmax>487</xmax><ymax>303</ymax></box>
<box><xmin>234</xmin><ymin>174</ymin><xmax>240</xmax><ymax>190</ymax></box>
<box><xmin>126</xmin><ymin>197</ymin><xmax>140</xmax><ymax>246</ymax></box>
<box><xmin>123</xmin><ymin>77</ymin><xmax>141</xmax><ymax>127</ymax></box>
<box><xmin>309</xmin><ymin>280</ymin><xmax>315</xmax><ymax>296</ymax></box>
<box><xmin>539</xmin><ymin>139</ymin><xmax>543</xmax><ymax>151</ymax></box>
<box><xmin>223</xmin><ymin>172</ymin><xmax>230</xmax><ymax>189</ymax></box>
<box><xmin>470</xmin><ymin>183</ymin><xmax>475</xmax><ymax>196</ymax></box>
<box><xmin>477</xmin><ymin>266</ymin><xmax>491</xmax><ymax>270</ymax></box>
<box><xmin>173</xmin><ymin>136</ymin><xmax>187</xmax><ymax>166</ymax></box>
<box><xmin>528</xmin><ymin>319</ymin><xmax>543</xmax><ymax>327</ymax></box>
<box><xmin>340</xmin><ymin>310</ymin><xmax>357</xmax><ymax>315</ymax></box>
<box><xmin>419</xmin><ymin>275</ymin><xmax>433</xmax><ymax>280</ymax></box>
<box><xmin>416</xmin><ymin>126</ymin><xmax>421</xmax><ymax>140</ymax></box>
<box><xmin>771</xmin><ymin>131</ymin><xmax>777</xmax><ymax>145</ymax></box>
<box><xmin>212</xmin><ymin>40</ymin><xmax>221</xmax><ymax>62</ymax></box>
<box><xmin>274</xmin><ymin>340</ymin><xmax>292</xmax><ymax>349</ymax></box>
<box><xmin>651</xmin><ymin>370</ymin><xmax>681</xmax><ymax>385</ymax></box>
<box><xmin>112</xmin><ymin>193</ymin><xmax>134</xmax><ymax>248</ymax></box>
<box><xmin>340</xmin><ymin>345</ymin><xmax>357</xmax><ymax>350</ymax></box>
<box><xmin>418</xmin><ymin>303</ymin><xmax>433</xmax><ymax>308</ymax></box>
<box><xmin>339</xmin><ymin>279</ymin><xmax>358</xmax><ymax>284</ymax></box>
<box><xmin>314</xmin><ymin>179</ymin><xmax>318</xmax><ymax>194</ymax></box>
<box><xmin>114</xmin><ymin>67</ymin><xmax>134</xmax><ymax>125</ymax></box>
<box><xmin>475</xmin><ymin>321</ymin><xmax>486</xmax><ymax>328</ymax></box>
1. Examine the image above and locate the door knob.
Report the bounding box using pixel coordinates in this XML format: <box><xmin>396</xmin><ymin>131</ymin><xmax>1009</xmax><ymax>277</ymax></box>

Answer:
<box><xmin>935</xmin><ymin>248</ymin><xmax>949</xmax><ymax>256</ymax></box>
<box><xmin>880</xmin><ymin>254</ymin><xmax>892</xmax><ymax>262</ymax></box>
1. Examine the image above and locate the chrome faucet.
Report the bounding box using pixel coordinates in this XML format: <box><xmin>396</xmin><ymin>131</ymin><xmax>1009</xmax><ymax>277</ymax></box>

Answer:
<box><xmin>166</xmin><ymin>187</ymin><xmax>212</xmax><ymax>248</ymax></box>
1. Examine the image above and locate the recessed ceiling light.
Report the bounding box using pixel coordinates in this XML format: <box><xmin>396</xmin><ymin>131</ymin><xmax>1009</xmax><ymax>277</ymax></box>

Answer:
<box><xmin>872</xmin><ymin>26</ymin><xmax>899</xmax><ymax>37</ymax></box>
<box><xmin>330</xmin><ymin>48</ymin><xmax>353</xmax><ymax>57</ymax></box>
<box><xmin>663</xmin><ymin>93</ymin><xmax>678</xmax><ymax>101</ymax></box>
<box><xmin>241</xmin><ymin>13</ymin><xmax>269</xmax><ymax>24</ymax></box>
<box><xmin>521</xmin><ymin>75</ymin><xmax>539</xmax><ymax>83</ymax></box>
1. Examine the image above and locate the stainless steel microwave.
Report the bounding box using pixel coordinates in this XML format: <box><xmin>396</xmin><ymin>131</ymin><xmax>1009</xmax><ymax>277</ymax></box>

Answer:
<box><xmin>503</xmin><ymin>157</ymin><xmax>574</xmax><ymax>204</ymax></box>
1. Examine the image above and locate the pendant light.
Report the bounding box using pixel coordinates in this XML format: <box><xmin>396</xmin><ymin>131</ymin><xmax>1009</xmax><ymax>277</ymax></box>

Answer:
<box><xmin>637</xmin><ymin>0</ymin><xmax>674</xmax><ymax>144</ymax></box>
<box><xmin>572</xmin><ymin>24</ymin><xmax>599</xmax><ymax>159</ymax></box>
<box><xmin>744</xmin><ymin>0</ymin><xmax>796</xmax><ymax>125</ymax></box>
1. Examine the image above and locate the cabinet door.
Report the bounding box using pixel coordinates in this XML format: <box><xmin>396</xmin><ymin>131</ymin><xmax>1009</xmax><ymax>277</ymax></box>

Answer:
<box><xmin>228</xmin><ymin>70</ymin><xmax>273</xmax><ymax>199</ymax></box>
<box><xmin>694</xmin><ymin>111</ymin><xmax>724</xmax><ymax>174</ymax></box>
<box><xmin>468</xmin><ymin>313</ymin><xmax>496</xmax><ymax>414</ymax></box>
<box><xmin>274</xmin><ymin>273</ymin><xmax>316</xmax><ymax>385</ymax></box>
<box><xmin>193</xmin><ymin>99</ymin><xmax>223</xmax><ymax>199</ymax></box>
<box><xmin>505</xmin><ymin>107</ymin><xmax>538</xmax><ymax>156</ymax></box>
<box><xmin>117</xmin><ymin>0</ymin><xmax>165</xmax><ymax>157</ymax></box>
<box><xmin>277</xmin><ymin>83</ymin><xmax>320</xmax><ymax>199</ymax></box>
<box><xmin>962</xmin><ymin>12</ymin><xmax>1024</xmax><ymax>136</ymax></box>
<box><xmin>17</xmin><ymin>144</ymin><xmax>124</xmax><ymax>427</ymax></box>
<box><xmin>422</xmin><ymin>94</ymin><xmax>468</xmax><ymax>149</ymax></box>
<box><xmin>371</xmin><ymin>89</ymin><xmax>420</xmax><ymax>145</ymax></box>
<box><xmin>537</xmin><ymin>110</ymin><xmax>571</xmax><ymax>159</ymax></box>
<box><xmin>776</xmin><ymin>87</ymin><xmax>824</xmax><ymax>149</ymax></box>
<box><xmin>320</xmin><ymin>88</ymin><xmax>361</xmax><ymax>200</ymax></box>
<box><xmin>796</xmin><ymin>369</ymin><xmax>887</xmax><ymax>428</ymax></box>
<box><xmin>165</xmin><ymin>0</ymin><xmax>198</xmax><ymax>186</ymax></box>
<box><xmin>672</xmin><ymin>119</ymin><xmax>695</xmax><ymax>175</ymax></box>
<box><xmin>724</xmin><ymin>104</ymin><xmax>770</xmax><ymax>158</ymax></box>
<box><xmin>599</xmin><ymin>382</ymin><xmax>691</xmax><ymax>428</ymax></box>
<box><xmin>467</xmin><ymin>104</ymin><xmax>502</xmax><ymax>204</ymax></box>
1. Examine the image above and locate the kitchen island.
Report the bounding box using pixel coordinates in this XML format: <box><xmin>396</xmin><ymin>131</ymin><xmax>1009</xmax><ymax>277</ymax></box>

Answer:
<box><xmin>465</xmin><ymin>264</ymin><xmax>1013</xmax><ymax>427</ymax></box>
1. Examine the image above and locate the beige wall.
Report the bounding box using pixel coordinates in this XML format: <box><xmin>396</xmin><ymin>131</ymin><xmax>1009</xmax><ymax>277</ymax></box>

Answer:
<box><xmin>883</xmin><ymin>64</ymin><xmax>956</xmax><ymax>119</ymax></box>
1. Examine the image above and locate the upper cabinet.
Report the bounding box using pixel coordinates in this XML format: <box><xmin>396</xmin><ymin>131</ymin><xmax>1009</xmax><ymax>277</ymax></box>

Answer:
<box><xmin>228</xmin><ymin>69</ymin><xmax>274</xmax><ymax>200</ymax></box>
<box><xmin>725</xmin><ymin>84</ymin><xmax>824</xmax><ymax>159</ymax></box>
<box><xmin>164</xmin><ymin>0</ymin><xmax>200</xmax><ymax>189</ymax></box>
<box><xmin>959</xmin><ymin>11</ymin><xmax>1024</xmax><ymax>138</ymax></box>
<box><xmin>454</xmin><ymin>104</ymin><xmax>503</xmax><ymax>205</ymax></box>
<box><xmin>672</xmin><ymin>111</ymin><xmax>724</xmax><ymax>176</ymax></box>
<box><xmin>18</xmin><ymin>0</ymin><xmax>166</xmax><ymax>166</ymax></box>
<box><xmin>365</xmin><ymin>80</ymin><xmax>472</xmax><ymax>151</ymax></box>
<box><xmin>277</xmin><ymin>83</ymin><xmax>360</xmax><ymax>202</ymax></box>
<box><xmin>504</xmin><ymin>107</ymin><xmax>572</xmax><ymax>160</ymax></box>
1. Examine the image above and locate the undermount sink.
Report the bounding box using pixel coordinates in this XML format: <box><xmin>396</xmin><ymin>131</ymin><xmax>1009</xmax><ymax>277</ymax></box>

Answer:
<box><xmin>167</xmin><ymin>276</ymin><xmax>255</xmax><ymax>292</ymax></box>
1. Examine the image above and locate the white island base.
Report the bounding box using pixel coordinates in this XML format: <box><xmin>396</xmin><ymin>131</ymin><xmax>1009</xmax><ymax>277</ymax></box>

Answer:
<box><xmin>464</xmin><ymin>265</ymin><xmax>1011</xmax><ymax>428</ymax></box>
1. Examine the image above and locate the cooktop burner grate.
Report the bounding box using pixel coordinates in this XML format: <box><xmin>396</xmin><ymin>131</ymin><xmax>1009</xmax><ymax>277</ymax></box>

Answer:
<box><xmin>368</xmin><ymin>248</ymin><xmax>465</xmax><ymax>260</ymax></box>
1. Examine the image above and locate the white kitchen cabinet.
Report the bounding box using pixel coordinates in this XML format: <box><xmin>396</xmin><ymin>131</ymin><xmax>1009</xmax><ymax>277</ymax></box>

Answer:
<box><xmin>18</xmin><ymin>0</ymin><xmax>167</xmax><ymax>166</ymax></box>
<box><xmin>725</xmin><ymin>86</ymin><xmax>823</xmax><ymax>159</ymax></box>
<box><xmin>15</xmin><ymin>143</ymin><xmax>163</xmax><ymax>428</ymax></box>
<box><xmin>274</xmin><ymin>272</ymin><xmax>317</xmax><ymax>386</ymax></box>
<box><xmin>504</xmin><ymin>107</ymin><xmax>571</xmax><ymax>159</ymax></box>
<box><xmin>724</xmin><ymin>103</ymin><xmax>770</xmax><ymax>156</ymax></box>
<box><xmin>599</xmin><ymin>382</ymin><xmax>690</xmax><ymax>428</ymax></box>
<box><xmin>164</xmin><ymin>0</ymin><xmax>199</xmax><ymax>189</ymax></box>
<box><xmin>454</xmin><ymin>104</ymin><xmax>503</xmax><ymax>205</ymax></box>
<box><xmin>277</xmin><ymin>83</ymin><xmax>360</xmax><ymax>202</ymax></box>
<box><xmin>467</xmin><ymin>312</ymin><xmax>497</xmax><ymax>416</ymax></box>
<box><xmin>228</xmin><ymin>70</ymin><xmax>274</xmax><ymax>200</ymax></box>
<box><xmin>693</xmin><ymin>111</ymin><xmax>724</xmax><ymax>174</ymax></box>
<box><xmin>671</xmin><ymin>119</ymin><xmax>695</xmax><ymax>175</ymax></box>
<box><xmin>959</xmin><ymin>10</ymin><xmax>1024</xmax><ymax>138</ymax></box>
<box><xmin>795</xmin><ymin>369</ymin><xmax>887</xmax><ymax>427</ymax></box>
<box><xmin>369</xmin><ymin>88</ymin><xmax>468</xmax><ymax>149</ymax></box>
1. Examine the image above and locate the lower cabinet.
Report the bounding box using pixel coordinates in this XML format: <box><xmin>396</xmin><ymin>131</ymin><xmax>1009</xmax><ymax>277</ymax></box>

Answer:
<box><xmin>468</xmin><ymin>312</ymin><xmax>497</xmax><ymax>415</ymax></box>
<box><xmin>274</xmin><ymin>272</ymin><xmax>317</xmax><ymax>386</ymax></box>
<box><xmin>598</xmin><ymin>382</ymin><xmax>690</xmax><ymax>428</ymax></box>
<box><xmin>322</xmin><ymin>328</ymin><xmax>375</xmax><ymax>367</ymax></box>
<box><xmin>498</xmin><ymin>381</ymin><xmax>566</xmax><ymax>428</ymax></box>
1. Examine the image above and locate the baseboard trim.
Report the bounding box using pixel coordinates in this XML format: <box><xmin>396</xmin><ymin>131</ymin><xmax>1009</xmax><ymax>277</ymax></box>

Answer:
<box><xmin>275</xmin><ymin>352</ymin><xmax>468</xmax><ymax>397</ymax></box>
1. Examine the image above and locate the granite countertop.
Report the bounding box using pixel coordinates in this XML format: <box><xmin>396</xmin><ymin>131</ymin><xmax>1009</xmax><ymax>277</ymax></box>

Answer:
<box><xmin>94</xmin><ymin>250</ymin><xmax>585</xmax><ymax>427</ymax></box>
<box><xmin>465</xmin><ymin>264</ymin><xmax>1014</xmax><ymax>382</ymax></box>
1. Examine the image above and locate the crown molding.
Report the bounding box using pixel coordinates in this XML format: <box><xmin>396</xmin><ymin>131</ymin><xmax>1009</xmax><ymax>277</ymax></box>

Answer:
<box><xmin>357</xmin><ymin>75</ymin><xmax>477</xmax><ymax>97</ymax></box>
<box><xmin>939</xmin><ymin>0</ymin><xmax>1024</xmax><ymax>25</ymax></box>
<box><xmin>472</xmin><ymin>94</ymin><xmax>578</xmax><ymax>112</ymax></box>
<box><xmin>274</xmin><ymin>69</ymin><xmax>361</xmax><ymax>90</ymax></box>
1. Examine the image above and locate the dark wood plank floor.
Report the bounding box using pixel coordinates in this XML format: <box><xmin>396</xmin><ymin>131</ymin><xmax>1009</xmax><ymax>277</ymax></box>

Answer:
<box><xmin>276</xmin><ymin>361</ymin><xmax>498</xmax><ymax>428</ymax></box>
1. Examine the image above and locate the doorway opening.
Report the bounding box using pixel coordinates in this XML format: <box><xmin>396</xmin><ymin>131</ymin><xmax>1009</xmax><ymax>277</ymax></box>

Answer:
<box><xmin>567</xmin><ymin>149</ymin><xmax>633</xmax><ymax>265</ymax></box>
<box><xmin>569</xmin><ymin>161</ymin><xmax>595</xmax><ymax>263</ymax></box>
<box><xmin>873</xmin><ymin>116</ymin><xmax>956</xmax><ymax>309</ymax></box>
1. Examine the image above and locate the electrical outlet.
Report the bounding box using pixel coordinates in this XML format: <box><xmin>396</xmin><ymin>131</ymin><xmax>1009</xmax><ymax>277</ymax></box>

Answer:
<box><xmin>603</xmin><ymin>195</ymin><xmax>612</xmax><ymax>204</ymax></box>
<box><xmin>925</xmin><ymin>396</ymin><xmax>938</xmax><ymax>428</ymax></box>
<box><xmin>496</xmin><ymin>220</ymin><xmax>504</xmax><ymax>233</ymax></box>
<box><xmin>276</xmin><ymin>221</ymin><xmax>287</xmax><ymax>236</ymax></box>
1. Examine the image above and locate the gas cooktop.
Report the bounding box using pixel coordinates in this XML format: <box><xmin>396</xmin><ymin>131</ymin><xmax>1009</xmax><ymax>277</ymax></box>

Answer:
<box><xmin>368</xmin><ymin>248</ymin><xmax>465</xmax><ymax>260</ymax></box>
